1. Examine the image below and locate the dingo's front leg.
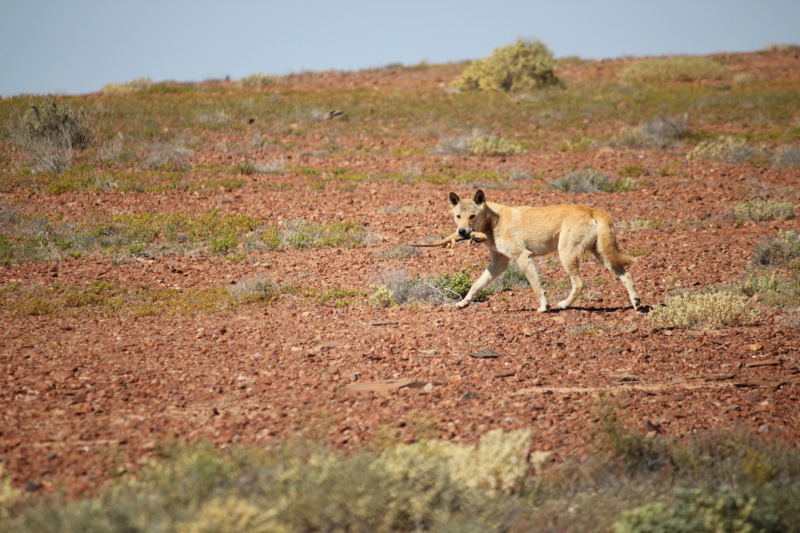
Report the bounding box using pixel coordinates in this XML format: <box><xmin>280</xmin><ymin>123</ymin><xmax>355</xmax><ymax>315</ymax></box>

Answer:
<box><xmin>455</xmin><ymin>254</ymin><xmax>509</xmax><ymax>309</ymax></box>
<box><xmin>516</xmin><ymin>253</ymin><xmax>549</xmax><ymax>312</ymax></box>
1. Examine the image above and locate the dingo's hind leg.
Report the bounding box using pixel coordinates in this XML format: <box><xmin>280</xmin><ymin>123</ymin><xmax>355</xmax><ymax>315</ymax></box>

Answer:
<box><xmin>611</xmin><ymin>264</ymin><xmax>641</xmax><ymax>311</ymax></box>
<box><xmin>557</xmin><ymin>251</ymin><xmax>585</xmax><ymax>309</ymax></box>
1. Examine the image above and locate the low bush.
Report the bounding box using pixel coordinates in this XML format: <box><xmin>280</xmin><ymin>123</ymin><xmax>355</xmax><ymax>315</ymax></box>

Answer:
<box><xmin>773</xmin><ymin>145</ymin><xmax>800</xmax><ymax>167</ymax></box>
<box><xmin>466</xmin><ymin>134</ymin><xmax>525</xmax><ymax>156</ymax></box>
<box><xmin>145</xmin><ymin>140</ymin><xmax>192</xmax><ymax>171</ymax></box>
<box><xmin>614</xmin><ymin>487</ymin><xmax>779</xmax><ymax>533</ymax></box>
<box><xmin>8</xmin><ymin>426</ymin><xmax>800</xmax><ymax>533</ymax></box>
<box><xmin>733</xmin><ymin>198</ymin><xmax>795</xmax><ymax>222</ymax></box>
<box><xmin>454</xmin><ymin>39</ymin><xmax>559</xmax><ymax>92</ymax></box>
<box><xmin>728</xmin><ymin>273</ymin><xmax>800</xmax><ymax>308</ymax></box>
<box><xmin>752</xmin><ymin>230</ymin><xmax>800</xmax><ymax>268</ymax></box>
<box><xmin>239</xmin><ymin>73</ymin><xmax>277</xmax><ymax>87</ymax></box>
<box><xmin>280</xmin><ymin>219</ymin><xmax>370</xmax><ymax>249</ymax></box>
<box><xmin>621</xmin><ymin>56</ymin><xmax>729</xmax><ymax>83</ymax></box>
<box><xmin>687</xmin><ymin>136</ymin><xmax>759</xmax><ymax>164</ymax></box>
<box><xmin>549</xmin><ymin>170</ymin><xmax>639</xmax><ymax>194</ymax></box>
<box><xmin>100</xmin><ymin>78</ymin><xmax>153</xmax><ymax>94</ymax></box>
<box><xmin>432</xmin><ymin>130</ymin><xmax>524</xmax><ymax>157</ymax></box>
<box><xmin>14</xmin><ymin>98</ymin><xmax>94</xmax><ymax>173</ymax></box>
<box><xmin>370</xmin><ymin>268</ymin><xmax>472</xmax><ymax>306</ymax></box>
<box><xmin>648</xmin><ymin>291</ymin><xmax>758</xmax><ymax>329</ymax></box>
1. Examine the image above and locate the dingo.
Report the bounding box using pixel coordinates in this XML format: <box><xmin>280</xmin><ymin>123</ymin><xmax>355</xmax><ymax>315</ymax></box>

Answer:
<box><xmin>447</xmin><ymin>189</ymin><xmax>641</xmax><ymax>312</ymax></box>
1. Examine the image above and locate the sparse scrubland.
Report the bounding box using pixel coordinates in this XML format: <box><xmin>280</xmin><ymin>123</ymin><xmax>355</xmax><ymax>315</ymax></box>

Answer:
<box><xmin>2</xmin><ymin>43</ymin><xmax>800</xmax><ymax>530</ymax></box>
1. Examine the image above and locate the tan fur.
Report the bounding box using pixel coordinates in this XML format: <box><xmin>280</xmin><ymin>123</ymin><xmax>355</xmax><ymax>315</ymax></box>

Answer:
<box><xmin>448</xmin><ymin>190</ymin><xmax>641</xmax><ymax>312</ymax></box>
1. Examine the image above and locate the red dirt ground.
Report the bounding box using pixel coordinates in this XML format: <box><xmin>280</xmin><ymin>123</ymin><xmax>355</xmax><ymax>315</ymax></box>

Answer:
<box><xmin>2</xmin><ymin>50</ymin><xmax>799</xmax><ymax>497</ymax></box>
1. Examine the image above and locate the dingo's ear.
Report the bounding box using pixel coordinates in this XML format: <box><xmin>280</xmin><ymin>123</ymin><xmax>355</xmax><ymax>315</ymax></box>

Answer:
<box><xmin>474</xmin><ymin>189</ymin><xmax>485</xmax><ymax>206</ymax></box>
<box><xmin>448</xmin><ymin>192</ymin><xmax>460</xmax><ymax>207</ymax></box>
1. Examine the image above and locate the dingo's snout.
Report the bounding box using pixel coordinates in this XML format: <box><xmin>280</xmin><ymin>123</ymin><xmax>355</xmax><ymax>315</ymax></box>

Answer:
<box><xmin>457</xmin><ymin>228</ymin><xmax>471</xmax><ymax>238</ymax></box>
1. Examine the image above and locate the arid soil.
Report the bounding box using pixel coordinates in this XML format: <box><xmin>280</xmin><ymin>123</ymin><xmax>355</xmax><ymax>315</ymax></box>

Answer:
<box><xmin>2</xmin><ymin>51</ymin><xmax>800</xmax><ymax>497</ymax></box>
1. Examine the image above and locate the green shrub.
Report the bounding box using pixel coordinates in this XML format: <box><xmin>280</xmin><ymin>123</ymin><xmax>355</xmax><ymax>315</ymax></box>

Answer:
<box><xmin>614</xmin><ymin>487</ymin><xmax>779</xmax><ymax>533</ymax></box>
<box><xmin>368</xmin><ymin>284</ymin><xmax>395</xmax><ymax>308</ymax></box>
<box><xmin>429</xmin><ymin>269</ymin><xmax>475</xmax><ymax>299</ymax></box>
<box><xmin>454</xmin><ymin>40</ymin><xmax>558</xmax><ymax>92</ymax></box>
<box><xmin>549</xmin><ymin>170</ymin><xmax>639</xmax><ymax>193</ymax></box>
<box><xmin>734</xmin><ymin>198</ymin><xmax>795</xmax><ymax>222</ymax></box>
<box><xmin>621</xmin><ymin>56</ymin><xmax>729</xmax><ymax>83</ymax></box>
<box><xmin>648</xmin><ymin>291</ymin><xmax>758</xmax><ymax>329</ymax></box>
<box><xmin>209</xmin><ymin>235</ymin><xmax>239</xmax><ymax>254</ymax></box>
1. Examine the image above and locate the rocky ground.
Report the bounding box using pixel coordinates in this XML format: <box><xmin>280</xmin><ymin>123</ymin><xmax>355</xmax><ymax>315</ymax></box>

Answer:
<box><xmin>1</xmin><ymin>49</ymin><xmax>799</xmax><ymax>497</ymax></box>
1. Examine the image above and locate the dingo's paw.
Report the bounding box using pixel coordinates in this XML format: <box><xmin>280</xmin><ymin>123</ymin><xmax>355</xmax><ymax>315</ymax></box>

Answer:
<box><xmin>557</xmin><ymin>300</ymin><xmax>571</xmax><ymax>309</ymax></box>
<box><xmin>455</xmin><ymin>299</ymin><xmax>470</xmax><ymax>309</ymax></box>
<box><xmin>537</xmin><ymin>304</ymin><xmax>549</xmax><ymax>312</ymax></box>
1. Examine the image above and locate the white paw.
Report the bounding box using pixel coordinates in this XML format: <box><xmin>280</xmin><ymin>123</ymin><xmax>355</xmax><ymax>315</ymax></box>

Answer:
<box><xmin>557</xmin><ymin>300</ymin><xmax>570</xmax><ymax>309</ymax></box>
<box><xmin>537</xmin><ymin>304</ymin><xmax>549</xmax><ymax>312</ymax></box>
<box><xmin>455</xmin><ymin>300</ymin><xmax>469</xmax><ymax>309</ymax></box>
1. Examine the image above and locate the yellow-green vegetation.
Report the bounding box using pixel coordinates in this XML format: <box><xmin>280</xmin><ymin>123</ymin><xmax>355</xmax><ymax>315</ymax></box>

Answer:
<box><xmin>687</xmin><ymin>136</ymin><xmax>760</xmax><ymax>163</ymax></box>
<box><xmin>1</xmin><ymin>277</ymin><xmax>292</xmax><ymax>318</ymax></box>
<box><xmin>238</xmin><ymin>73</ymin><xmax>277</xmax><ymax>87</ymax></box>
<box><xmin>5</xmin><ymin>424</ymin><xmax>800</xmax><ymax>533</ymax></box>
<box><xmin>557</xmin><ymin>134</ymin><xmax>592</xmax><ymax>152</ymax></box>
<box><xmin>368</xmin><ymin>284</ymin><xmax>395</xmax><ymax>308</ymax></box>
<box><xmin>370</xmin><ymin>266</ymin><xmax>525</xmax><ymax>307</ymax></box>
<box><xmin>0</xmin><ymin>464</ymin><xmax>20</xmax><ymax>523</ymax></box>
<box><xmin>0</xmin><ymin>208</ymin><xmax>371</xmax><ymax>264</ymax></box>
<box><xmin>281</xmin><ymin>219</ymin><xmax>369</xmax><ymax>249</ymax></box>
<box><xmin>432</xmin><ymin>131</ymin><xmax>525</xmax><ymax>157</ymax></box>
<box><xmin>3</xmin><ymin>48</ymin><xmax>798</xmax><ymax>179</ymax></box>
<box><xmin>0</xmin><ymin>277</ymin><xmax>344</xmax><ymax>318</ymax></box>
<box><xmin>648</xmin><ymin>291</ymin><xmax>758</xmax><ymax>329</ymax></box>
<box><xmin>724</xmin><ymin>273</ymin><xmax>800</xmax><ymax>308</ymax></box>
<box><xmin>549</xmin><ymin>169</ymin><xmax>640</xmax><ymax>194</ymax></box>
<box><xmin>100</xmin><ymin>78</ymin><xmax>153</xmax><ymax>94</ymax></box>
<box><xmin>454</xmin><ymin>39</ymin><xmax>559</xmax><ymax>91</ymax></box>
<box><xmin>618</xmin><ymin>165</ymin><xmax>645</xmax><ymax>178</ymax></box>
<box><xmin>733</xmin><ymin>198</ymin><xmax>795</xmax><ymax>222</ymax></box>
<box><xmin>466</xmin><ymin>134</ymin><xmax>525</xmax><ymax>156</ymax></box>
<box><xmin>620</xmin><ymin>56</ymin><xmax>729</xmax><ymax>83</ymax></box>
<box><xmin>314</xmin><ymin>288</ymin><xmax>362</xmax><ymax>307</ymax></box>
<box><xmin>614</xmin><ymin>487</ymin><xmax>768</xmax><ymax>533</ymax></box>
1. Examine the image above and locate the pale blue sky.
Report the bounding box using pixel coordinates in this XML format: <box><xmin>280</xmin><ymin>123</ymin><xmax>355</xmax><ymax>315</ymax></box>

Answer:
<box><xmin>1</xmin><ymin>0</ymin><xmax>798</xmax><ymax>96</ymax></box>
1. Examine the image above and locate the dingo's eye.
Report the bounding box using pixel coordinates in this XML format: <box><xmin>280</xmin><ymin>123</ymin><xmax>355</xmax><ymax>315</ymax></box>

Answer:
<box><xmin>469</xmin><ymin>214</ymin><xmax>476</xmax><ymax>220</ymax></box>
<box><xmin>456</xmin><ymin>215</ymin><xmax>461</xmax><ymax>219</ymax></box>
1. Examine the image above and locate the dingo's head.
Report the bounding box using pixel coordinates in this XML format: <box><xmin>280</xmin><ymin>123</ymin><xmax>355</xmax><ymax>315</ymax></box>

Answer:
<box><xmin>448</xmin><ymin>189</ymin><xmax>487</xmax><ymax>238</ymax></box>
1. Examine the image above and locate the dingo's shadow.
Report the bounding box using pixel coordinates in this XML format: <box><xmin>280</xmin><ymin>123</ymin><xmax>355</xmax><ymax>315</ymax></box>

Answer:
<box><xmin>510</xmin><ymin>304</ymin><xmax>651</xmax><ymax>314</ymax></box>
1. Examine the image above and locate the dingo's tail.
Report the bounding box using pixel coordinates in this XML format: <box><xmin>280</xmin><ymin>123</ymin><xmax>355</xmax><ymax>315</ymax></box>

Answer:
<box><xmin>595</xmin><ymin>211</ymin><xmax>633</xmax><ymax>270</ymax></box>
